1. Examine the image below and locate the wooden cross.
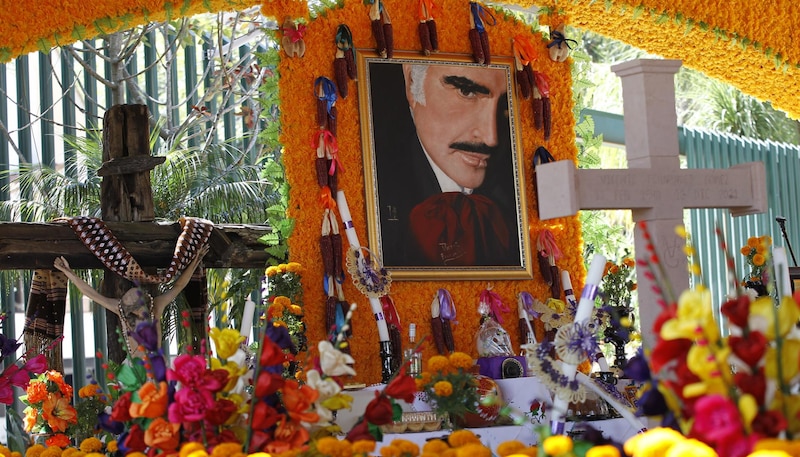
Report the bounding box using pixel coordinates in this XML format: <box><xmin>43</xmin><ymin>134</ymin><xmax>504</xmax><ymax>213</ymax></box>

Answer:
<box><xmin>0</xmin><ymin>105</ymin><xmax>274</xmax><ymax>362</ymax></box>
<box><xmin>535</xmin><ymin>60</ymin><xmax>768</xmax><ymax>349</ymax></box>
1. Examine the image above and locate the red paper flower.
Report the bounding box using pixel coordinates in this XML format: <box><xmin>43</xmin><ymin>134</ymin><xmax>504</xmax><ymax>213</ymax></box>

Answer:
<box><xmin>364</xmin><ymin>392</ymin><xmax>394</xmax><ymax>426</ymax></box>
<box><xmin>255</xmin><ymin>371</ymin><xmax>285</xmax><ymax>397</ymax></box>
<box><xmin>45</xmin><ymin>433</ymin><xmax>70</xmax><ymax>448</ymax></box>
<box><xmin>734</xmin><ymin>368</ymin><xmax>767</xmax><ymax>405</ymax></box>
<box><xmin>721</xmin><ymin>296</ymin><xmax>751</xmax><ymax>329</ymax></box>
<box><xmin>729</xmin><ymin>332</ymin><xmax>767</xmax><ymax>367</ymax></box>
<box><xmin>751</xmin><ymin>409</ymin><xmax>787</xmax><ymax>437</ymax></box>
<box><xmin>110</xmin><ymin>391</ymin><xmax>133</xmax><ymax>422</ymax></box>
<box><xmin>251</xmin><ymin>402</ymin><xmax>281</xmax><ymax>430</ymax></box>
<box><xmin>260</xmin><ymin>336</ymin><xmax>288</xmax><ymax>367</ymax></box>
<box><xmin>384</xmin><ymin>365</ymin><xmax>417</xmax><ymax>403</ymax></box>
<box><xmin>123</xmin><ymin>424</ymin><xmax>147</xmax><ymax>452</ymax></box>
<box><xmin>168</xmin><ymin>387</ymin><xmax>215</xmax><ymax>422</ymax></box>
<box><xmin>168</xmin><ymin>354</ymin><xmax>209</xmax><ymax>389</ymax></box>
<box><xmin>144</xmin><ymin>417</ymin><xmax>181</xmax><ymax>452</ymax></box>
<box><xmin>282</xmin><ymin>380</ymin><xmax>319</xmax><ymax>423</ymax></box>
<box><xmin>204</xmin><ymin>398</ymin><xmax>238</xmax><ymax>426</ymax></box>
<box><xmin>690</xmin><ymin>395</ymin><xmax>744</xmax><ymax>446</ymax></box>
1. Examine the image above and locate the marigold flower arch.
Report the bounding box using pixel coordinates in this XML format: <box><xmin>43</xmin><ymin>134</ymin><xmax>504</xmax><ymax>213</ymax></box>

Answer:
<box><xmin>2</xmin><ymin>0</ymin><xmax>796</xmax><ymax>381</ymax></box>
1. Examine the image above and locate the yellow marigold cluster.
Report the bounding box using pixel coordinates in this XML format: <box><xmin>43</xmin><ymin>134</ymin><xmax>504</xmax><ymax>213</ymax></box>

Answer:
<box><xmin>317</xmin><ymin>436</ymin><xmax>353</xmax><ymax>457</ymax></box>
<box><xmin>79</xmin><ymin>438</ymin><xmax>103</xmax><ymax>453</ymax></box>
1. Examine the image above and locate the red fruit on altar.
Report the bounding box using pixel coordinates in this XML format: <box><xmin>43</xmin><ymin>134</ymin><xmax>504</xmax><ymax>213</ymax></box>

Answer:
<box><xmin>459</xmin><ymin>375</ymin><xmax>503</xmax><ymax>428</ymax></box>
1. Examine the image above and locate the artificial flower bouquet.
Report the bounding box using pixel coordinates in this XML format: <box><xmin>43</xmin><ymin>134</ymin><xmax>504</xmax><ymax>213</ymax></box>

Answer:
<box><xmin>414</xmin><ymin>352</ymin><xmax>480</xmax><ymax>426</ymax></box>
<box><xmin>21</xmin><ymin>370</ymin><xmax>77</xmax><ymax>447</ymax></box>
<box><xmin>626</xmin><ymin>224</ymin><xmax>800</xmax><ymax>457</ymax></box>
<box><xmin>0</xmin><ymin>313</ymin><xmax>49</xmax><ymax>406</ymax></box>
<box><xmin>740</xmin><ymin>235</ymin><xmax>772</xmax><ymax>295</ymax></box>
<box><xmin>600</xmin><ymin>255</ymin><xmax>637</xmax><ymax>308</ymax></box>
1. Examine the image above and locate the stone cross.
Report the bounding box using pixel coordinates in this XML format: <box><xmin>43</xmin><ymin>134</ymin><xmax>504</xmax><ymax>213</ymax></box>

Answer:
<box><xmin>535</xmin><ymin>59</ymin><xmax>767</xmax><ymax>349</ymax></box>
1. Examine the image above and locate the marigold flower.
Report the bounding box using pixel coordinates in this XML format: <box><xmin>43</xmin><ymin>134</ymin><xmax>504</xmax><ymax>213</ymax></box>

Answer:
<box><xmin>285</xmin><ymin>261</ymin><xmax>303</xmax><ymax>272</ymax></box>
<box><xmin>25</xmin><ymin>444</ymin><xmax>45</xmax><ymax>457</ymax></box>
<box><xmin>448</xmin><ymin>429</ymin><xmax>480</xmax><ymax>447</ymax></box>
<box><xmin>423</xmin><ymin>439</ymin><xmax>450</xmax><ymax>454</ymax></box>
<box><xmin>379</xmin><ymin>445</ymin><xmax>401</xmax><ymax>457</ymax></box>
<box><xmin>79</xmin><ymin>437</ymin><xmax>103</xmax><ymax>452</ymax></box>
<box><xmin>741</xmin><ymin>246</ymin><xmax>753</xmax><ymax>256</ymax></box>
<box><xmin>106</xmin><ymin>441</ymin><xmax>118</xmax><ymax>453</ymax></box>
<box><xmin>433</xmin><ymin>380</ymin><xmax>453</xmax><ymax>397</ymax></box>
<box><xmin>38</xmin><ymin>448</ymin><xmax>61</xmax><ymax>457</ymax></box>
<box><xmin>448</xmin><ymin>352</ymin><xmax>473</xmax><ymax>370</ymax></box>
<box><xmin>352</xmin><ymin>440</ymin><xmax>376</xmax><ymax>455</ymax></box>
<box><xmin>210</xmin><ymin>443</ymin><xmax>242</xmax><ymax>456</ymax></box>
<box><xmin>586</xmin><ymin>444</ymin><xmax>621</xmax><ymax>457</ymax></box>
<box><xmin>753</xmin><ymin>253</ymin><xmax>766</xmax><ymax>266</ymax></box>
<box><xmin>496</xmin><ymin>440</ymin><xmax>526</xmax><ymax>456</ymax></box>
<box><xmin>265</xmin><ymin>266</ymin><xmax>279</xmax><ymax>276</ymax></box>
<box><xmin>456</xmin><ymin>443</ymin><xmax>491</xmax><ymax>457</ymax></box>
<box><xmin>427</xmin><ymin>355</ymin><xmax>451</xmax><ymax>372</ymax></box>
<box><xmin>179</xmin><ymin>442</ymin><xmax>205</xmax><ymax>457</ymax></box>
<box><xmin>391</xmin><ymin>439</ymin><xmax>419</xmax><ymax>456</ymax></box>
<box><xmin>78</xmin><ymin>384</ymin><xmax>101</xmax><ymax>398</ymax></box>
<box><xmin>542</xmin><ymin>435</ymin><xmax>573</xmax><ymax>455</ymax></box>
<box><xmin>747</xmin><ymin>236</ymin><xmax>761</xmax><ymax>248</ymax></box>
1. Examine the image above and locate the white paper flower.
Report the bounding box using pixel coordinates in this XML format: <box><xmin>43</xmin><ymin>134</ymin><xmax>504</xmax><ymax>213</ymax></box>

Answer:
<box><xmin>305</xmin><ymin>369</ymin><xmax>342</xmax><ymax>400</ymax></box>
<box><xmin>318</xmin><ymin>340</ymin><xmax>356</xmax><ymax>376</ymax></box>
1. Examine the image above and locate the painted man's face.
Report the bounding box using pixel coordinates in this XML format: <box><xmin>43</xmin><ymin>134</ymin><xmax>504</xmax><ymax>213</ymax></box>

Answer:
<box><xmin>404</xmin><ymin>64</ymin><xmax>508</xmax><ymax>190</ymax></box>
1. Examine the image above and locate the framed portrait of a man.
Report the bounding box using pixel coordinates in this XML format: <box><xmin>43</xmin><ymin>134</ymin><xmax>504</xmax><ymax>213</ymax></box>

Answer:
<box><xmin>357</xmin><ymin>51</ymin><xmax>532</xmax><ymax>280</ymax></box>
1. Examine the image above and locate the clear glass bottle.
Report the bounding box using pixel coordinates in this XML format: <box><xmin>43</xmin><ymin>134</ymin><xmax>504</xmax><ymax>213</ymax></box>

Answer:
<box><xmin>406</xmin><ymin>323</ymin><xmax>422</xmax><ymax>377</ymax></box>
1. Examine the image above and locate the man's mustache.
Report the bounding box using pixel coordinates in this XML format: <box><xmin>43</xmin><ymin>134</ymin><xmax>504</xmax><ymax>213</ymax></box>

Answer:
<box><xmin>449</xmin><ymin>141</ymin><xmax>499</xmax><ymax>156</ymax></box>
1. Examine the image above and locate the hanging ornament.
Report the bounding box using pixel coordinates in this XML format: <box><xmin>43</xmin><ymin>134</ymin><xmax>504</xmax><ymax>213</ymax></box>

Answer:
<box><xmin>418</xmin><ymin>0</ymin><xmax>439</xmax><ymax>55</ymax></box>
<box><xmin>537</xmin><ymin>229</ymin><xmax>563</xmax><ymax>298</ymax></box>
<box><xmin>334</xmin><ymin>24</ymin><xmax>357</xmax><ymax>98</ymax></box>
<box><xmin>314</xmin><ymin>76</ymin><xmax>338</xmax><ymax>135</ymax></box>
<box><xmin>547</xmin><ymin>24</ymin><xmax>577</xmax><ymax>62</ymax></box>
<box><xmin>368</xmin><ymin>0</ymin><xmax>394</xmax><ymax>58</ymax></box>
<box><xmin>533</xmin><ymin>72</ymin><xmax>552</xmax><ymax>140</ymax></box>
<box><xmin>468</xmin><ymin>2</ymin><xmax>495</xmax><ymax>65</ymax></box>
<box><xmin>280</xmin><ymin>18</ymin><xmax>306</xmax><ymax>58</ymax></box>
<box><xmin>512</xmin><ymin>35</ymin><xmax>537</xmax><ymax>100</ymax></box>
<box><xmin>430</xmin><ymin>289</ymin><xmax>456</xmax><ymax>354</ymax></box>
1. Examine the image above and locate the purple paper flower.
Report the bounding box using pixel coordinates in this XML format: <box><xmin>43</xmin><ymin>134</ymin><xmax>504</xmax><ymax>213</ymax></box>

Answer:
<box><xmin>131</xmin><ymin>320</ymin><xmax>159</xmax><ymax>352</ymax></box>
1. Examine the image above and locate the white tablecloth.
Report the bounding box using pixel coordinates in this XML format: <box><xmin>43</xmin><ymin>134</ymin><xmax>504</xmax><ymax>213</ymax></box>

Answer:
<box><xmin>337</xmin><ymin>376</ymin><xmax>644</xmax><ymax>449</ymax></box>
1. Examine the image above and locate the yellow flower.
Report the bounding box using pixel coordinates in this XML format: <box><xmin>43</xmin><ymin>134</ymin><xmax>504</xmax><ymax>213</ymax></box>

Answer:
<box><xmin>496</xmin><ymin>440</ymin><xmax>526</xmax><ymax>456</ymax></box>
<box><xmin>289</xmin><ymin>304</ymin><xmax>303</xmax><ymax>315</ymax></box>
<box><xmin>753</xmin><ymin>437</ymin><xmax>800</xmax><ymax>455</ymax></box>
<box><xmin>587</xmin><ymin>445</ymin><xmax>621</xmax><ymax>457</ymax></box>
<box><xmin>448</xmin><ymin>430</ymin><xmax>480</xmax><ymax>447</ymax></box>
<box><xmin>390</xmin><ymin>439</ymin><xmax>419</xmax><ymax>456</ymax></box>
<box><xmin>39</xmin><ymin>449</ymin><xmax>61</xmax><ymax>457</ymax></box>
<box><xmin>286</xmin><ymin>261</ymin><xmax>303</xmax><ymax>272</ymax></box>
<box><xmin>316</xmin><ymin>437</ymin><xmax>342</xmax><ymax>456</ymax></box>
<box><xmin>379</xmin><ymin>444</ymin><xmax>401</xmax><ymax>457</ymax></box>
<box><xmin>79</xmin><ymin>437</ymin><xmax>103</xmax><ymax>452</ymax></box>
<box><xmin>448</xmin><ymin>352</ymin><xmax>474</xmax><ymax>370</ymax></box>
<box><xmin>624</xmin><ymin>427</ymin><xmax>685</xmax><ymax>457</ymax></box>
<box><xmin>352</xmin><ymin>440</ymin><xmax>376</xmax><ymax>455</ymax></box>
<box><xmin>543</xmin><ymin>435</ymin><xmax>573</xmax><ymax>455</ymax></box>
<box><xmin>106</xmin><ymin>441</ymin><xmax>118</xmax><ymax>453</ymax></box>
<box><xmin>660</xmin><ymin>288</ymin><xmax>718</xmax><ymax>342</ymax></box>
<box><xmin>433</xmin><ymin>380</ymin><xmax>453</xmax><ymax>397</ymax></box>
<box><xmin>750</xmin><ymin>296</ymin><xmax>800</xmax><ymax>339</ymax></box>
<box><xmin>664</xmin><ymin>439</ymin><xmax>716</xmax><ymax>457</ymax></box>
<box><xmin>265</xmin><ymin>266</ymin><xmax>279</xmax><ymax>277</ymax></box>
<box><xmin>752</xmin><ymin>253</ymin><xmax>766</xmax><ymax>266</ymax></box>
<box><xmin>209</xmin><ymin>327</ymin><xmax>246</xmax><ymax>359</ymax></box>
<box><xmin>456</xmin><ymin>443</ymin><xmax>491</xmax><ymax>457</ymax></box>
<box><xmin>427</xmin><ymin>355</ymin><xmax>451</xmax><ymax>372</ymax></box>
<box><xmin>179</xmin><ymin>442</ymin><xmax>206</xmax><ymax>457</ymax></box>
<box><xmin>211</xmin><ymin>443</ymin><xmax>242</xmax><ymax>456</ymax></box>
<box><xmin>748</xmin><ymin>236</ymin><xmax>761</xmax><ymax>248</ymax></box>
<box><xmin>423</xmin><ymin>439</ymin><xmax>450</xmax><ymax>454</ymax></box>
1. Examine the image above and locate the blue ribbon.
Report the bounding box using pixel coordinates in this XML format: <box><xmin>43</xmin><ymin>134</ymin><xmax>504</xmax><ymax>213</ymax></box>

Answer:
<box><xmin>314</xmin><ymin>76</ymin><xmax>338</xmax><ymax>116</ymax></box>
<box><xmin>547</xmin><ymin>30</ymin><xmax>578</xmax><ymax>50</ymax></box>
<box><xmin>470</xmin><ymin>2</ymin><xmax>495</xmax><ymax>33</ymax></box>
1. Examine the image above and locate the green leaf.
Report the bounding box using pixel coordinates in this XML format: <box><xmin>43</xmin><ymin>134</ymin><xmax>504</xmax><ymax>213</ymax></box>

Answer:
<box><xmin>392</xmin><ymin>401</ymin><xmax>403</xmax><ymax>422</ymax></box>
<box><xmin>117</xmin><ymin>363</ymin><xmax>147</xmax><ymax>390</ymax></box>
<box><xmin>0</xmin><ymin>47</ymin><xmax>10</xmax><ymax>62</ymax></box>
<box><xmin>72</xmin><ymin>24</ymin><xmax>87</xmax><ymax>41</ymax></box>
<box><xmin>36</xmin><ymin>38</ymin><xmax>50</xmax><ymax>54</ymax></box>
<box><xmin>604</xmin><ymin>0</ymin><xmax>613</xmax><ymax>11</ymax></box>
<box><xmin>684</xmin><ymin>19</ymin><xmax>694</xmax><ymax>35</ymax></box>
<box><xmin>655</xmin><ymin>12</ymin><xmax>670</xmax><ymax>25</ymax></box>
<box><xmin>632</xmin><ymin>5</ymin><xmax>645</xmax><ymax>20</ymax></box>
<box><xmin>367</xmin><ymin>422</ymin><xmax>383</xmax><ymax>442</ymax></box>
<box><xmin>698</xmin><ymin>21</ymin><xmax>709</xmax><ymax>32</ymax></box>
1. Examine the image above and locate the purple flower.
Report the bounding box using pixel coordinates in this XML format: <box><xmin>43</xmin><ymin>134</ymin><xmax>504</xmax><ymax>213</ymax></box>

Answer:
<box><xmin>265</xmin><ymin>324</ymin><xmax>295</xmax><ymax>353</ymax></box>
<box><xmin>0</xmin><ymin>335</ymin><xmax>21</xmax><ymax>358</ymax></box>
<box><xmin>149</xmin><ymin>352</ymin><xmax>167</xmax><ymax>382</ymax></box>
<box><xmin>131</xmin><ymin>320</ymin><xmax>159</xmax><ymax>352</ymax></box>
<box><xmin>98</xmin><ymin>412</ymin><xmax>125</xmax><ymax>434</ymax></box>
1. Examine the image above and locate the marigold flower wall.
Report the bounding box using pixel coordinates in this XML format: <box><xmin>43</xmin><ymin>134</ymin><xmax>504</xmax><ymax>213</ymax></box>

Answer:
<box><xmin>260</xmin><ymin>0</ymin><xmax>584</xmax><ymax>383</ymax></box>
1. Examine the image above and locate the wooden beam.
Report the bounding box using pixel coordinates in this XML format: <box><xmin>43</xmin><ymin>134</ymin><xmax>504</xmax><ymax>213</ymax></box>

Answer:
<box><xmin>0</xmin><ymin>221</ymin><xmax>274</xmax><ymax>270</ymax></box>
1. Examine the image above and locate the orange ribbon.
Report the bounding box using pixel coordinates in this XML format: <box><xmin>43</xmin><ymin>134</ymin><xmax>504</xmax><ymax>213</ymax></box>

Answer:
<box><xmin>513</xmin><ymin>35</ymin><xmax>537</xmax><ymax>66</ymax></box>
<box><xmin>319</xmin><ymin>186</ymin><xmax>337</xmax><ymax>210</ymax></box>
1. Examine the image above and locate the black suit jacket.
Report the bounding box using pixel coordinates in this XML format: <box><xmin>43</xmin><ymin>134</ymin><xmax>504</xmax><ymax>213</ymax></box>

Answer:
<box><xmin>368</xmin><ymin>62</ymin><xmax>521</xmax><ymax>267</ymax></box>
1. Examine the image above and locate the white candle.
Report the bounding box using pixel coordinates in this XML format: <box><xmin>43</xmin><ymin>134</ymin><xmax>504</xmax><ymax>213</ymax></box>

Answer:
<box><xmin>774</xmin><ymin>246</ymin><xmax>792</xmax><ymax>299</ymax></box>
<box><xmin>336</xmin><ymin>190</ymin><xmax>361</xmax><ymax>248</ymax></box>
<box><xmin>334</xmin><ymin>190</ymin><xmax>390</xmax><ymax>343</ymax></box>
<box><xmin>551</xmin><ymin>254</ymin><xmax>606</xmax><ymax>434</ymax></box>
<box><xmin>561</xmin><ymin>270</ymin><xmax>578</xmax><ymax>314</ymax></box>
<box><xmin>240</xmin><ymin>297</ymin><xmax>256</xmax><ymax>340</ymax></box>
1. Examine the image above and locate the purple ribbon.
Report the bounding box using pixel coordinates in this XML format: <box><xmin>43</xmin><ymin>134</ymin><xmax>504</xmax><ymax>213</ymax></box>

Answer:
<box><xmin>519</xmin><ymin>291</ymin><xmax>540</xmax><ymax>318</ymax></box>
<box><xmin>481</xmin><ymin>288</ymin><xmax>509</xmax><ymax>324</ymax></box>
<box><xmin>581</xmin><ymin>284</ymin><xmax>600</xmax><ymax>301</ymax></box>
<box><xmin>438</xmin><ymin>288</ymin><xmax>457</xmax><ymax>322</ymax></box>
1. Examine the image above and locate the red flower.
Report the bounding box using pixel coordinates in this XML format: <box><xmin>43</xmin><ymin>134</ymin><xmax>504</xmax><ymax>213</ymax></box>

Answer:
<box><xmin>652</xmin><ymin>302</ymin><xmax>677</xmax><ymax>334</ymax></box>
<box><xmin>273</xmin><ymin>417</ymin><xmax>310</xmax><ymax>450</ymax></box>
<box><xmin>729</xmin><ymin>332</ymin><xmax>767</xmax><ymax>367</ymax></box>
<box><xmin>751</xmin><ymin>410</ymin><xmax>787</xmax><ymax>437</ymax></box>
<box><xmin>204</xmin><ymin>369</ymin><xmax>229</xmax><ymax>393</ymax></box>
<box><xmin>690</xmin><ymin>395</ymin><xmax>743</xmax><ymax>446</ymax></box>
<box><xmin>345</xmin><ymin>419</ymin><xmax>374</xmax><ymax>442</ymax></box>
<box><xmin>251</xmin><ymin>402</ymin><xmax>281</xmax><ymax>430</ymax></box>
<box><xmin>124</xmin><ymin>424</ymin><xmax>147</xmax><ymax>452</ymax></box>
<box><xmin>364</xmin><ymin>392</ymin><xmax>394</xmax><ymax>426</ymax></box>
<box><xmin>111</xmin><ymin>391</ymin><xmax>133</xmax><ymax>422</ymax></box>
<box><xmin>721</xmin><ymin>296</ymin><xmax>751</xmax><ymax>329</ymax></box>
<box><xmin>650</xmin><ymin>338</ymin><xmax>693</xmax><ymax>374</ymax></box>
<box><xmin>45</xmin><ymin>433</ymin><xmax>70</xmax><ymax>448</ymax></box>
<box><xmin>205</xmin><ymin>398</ymin><xmax>237</xmax><ymax>426</ymax></box>
<box><xmin>23</xmin><ymin>354</ymin><xmax>48</xmax><ymax>375</ymax></box>
<box><xmin>384</xmin><ymin>366</ymin><xmax>417</xmax><ymax>403</ymax></box>
<box><xmin>255</xmin><ymin>371</ymin><xmax>285</xmax><ymax>397</ymax></box>
<box><xmin>282</xmin><ymin>379</ymin><xmax>319</xmax><ymax>423</ymax></box>
<box><xmin>734</xmin><ymin>368</ymin><xmax>767</xmax><ymax>405</ymax></box>
<box><xmin>260</xmin><ymin>337</ymin><xmax>287</xmax><ymax>367</ymax></box>
<box><xmin>168</xmin><ymin>354</ymin><xmax>208</xmax><ymax>389</ymax></box>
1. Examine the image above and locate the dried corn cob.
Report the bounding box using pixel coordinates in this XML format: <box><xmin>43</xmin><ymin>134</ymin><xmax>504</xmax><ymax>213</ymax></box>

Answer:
<box><xmin>327</xmin><ymin>105</ymin><xmax>337</xmax><ymax>137</ymax></box>
<box><xmin>469</xmin><ymin>28</ymin><xmax>484</xmax><ymax>64</ymax></box>
<box><xmin>371</xmin><ymin>19</ymin><xmax>386</xmax><ymax>58</ymax></box>
<box><xmin>431</xmin><ymin>316</ymin><xmax>447</xmax><ymax>354</ymax></box>
<box><xmin>334</xmin><ymin>54</ymin><xmax>348</xmax><ymax>99</ymax></box>
<box><xmin>427</xmin><ymin>19</ymin><xmax>439</xmax><ymax>51</ymax></box>
<box><xmin>332</xmin><ymin>232</ymin><xmax>343</xmax><ymax>277</ymax></box>
<box><xmin>532</xmin><ymin>87</ymin><xmax>543</xmax><ymax>131</ymax></box>
<box><xmin>317</xmin><ymin>98</ymin><xmax>328</xmax><ymax>129</ymax></box>
<box><xmin>316</xmin><ymin>157</ymin><xmax>328</xmax><ymax>187</ymax></box>
<box><xmin>480</xmin><ymin>30</ymin><xmax>491</xmax><ymax>65</ymax></box>
<box><xmin>344</xmin><ymin>48</ymin><xmax>357</xmax><ymax>79</ymax></box>
<box><xmin>538</xmin><ymin>251</ymin><xmax>552</xmax><ymax>285</ymax></box>
<box><xmin>326</xmin><ymin>295</ymin><xmax>337</xmax><ymax>334</ymax></box>
<box><xmin>442</xmin><ymin>319</ymin><xmax>454</xmax><ymax>353</ymax></box>
<box><xmin>419</xmin><ymin>22</ymin><xmax>432</xmax><ymax>55</ymax></box>
<box><xmin>550</xmin><ymin>265</ymin><xmax>561</xmax><ymax>298</ymax></box>
<box><xmin>516</xmin><ymin>68</ymin><xmax>531</xmax><ymax>99</ymax></box>
<box><xmin>327</xmin><ymin>158</ymin><xmax>338</xmax><ymax>194</ymax></box>
<box><xmin>543</xmin><ymin>97</ymin><xmax>552</xmax><ymax>141</ymax></box>
<box><xmin>383</xmin><ymin>21</ymin><xmax>394</xmax><ymax>58</ymax></box>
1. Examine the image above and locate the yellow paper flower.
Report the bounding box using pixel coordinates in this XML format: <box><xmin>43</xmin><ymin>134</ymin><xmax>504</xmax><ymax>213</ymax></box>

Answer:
<box><xmin>624</xmin><ymin>427</ymin><xmax>685</xmax><ymax>457</ymax></box>
<box><xmin>542</xmin><ymin>435</ymin><xmax>573</xmax><ymax>455</ymax></box>
<box><xmin>586</xmin><ymin>445</ymin><xmax>621</xmax><ymax>457</ymax></box>
<box><xmin>664</xmin><ymin>439</ymin><xmax>717</xmax><ymax>457</ymax></box>
<box><xmin>209</xmin><ymin>327</ymin><xmax>246</xmax><ymax>360</ymax></box>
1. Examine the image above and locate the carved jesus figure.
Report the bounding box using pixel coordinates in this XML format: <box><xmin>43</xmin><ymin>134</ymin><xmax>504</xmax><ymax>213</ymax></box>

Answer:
<box><xmin>53</xmin><ymin>245</ymin><xmax>209</xmax><ymax>356</ymax></box>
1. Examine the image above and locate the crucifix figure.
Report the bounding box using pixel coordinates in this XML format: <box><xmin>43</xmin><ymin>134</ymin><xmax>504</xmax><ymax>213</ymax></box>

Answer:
<box><xmin>52</xmin><ymin>245</ymin><xmax>209</xmax><ymax>357</ymax></box>
<box><xmin>535</xmin><ymin>59</ymin><xmax>767</xmax><ymax>349</ymax></box>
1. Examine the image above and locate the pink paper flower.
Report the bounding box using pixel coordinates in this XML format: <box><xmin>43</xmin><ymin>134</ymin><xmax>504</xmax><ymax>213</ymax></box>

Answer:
<box><xmin>690</xmin><ymin>395</ymin><xmax>744</xmax><ymax>446</ymax></box>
